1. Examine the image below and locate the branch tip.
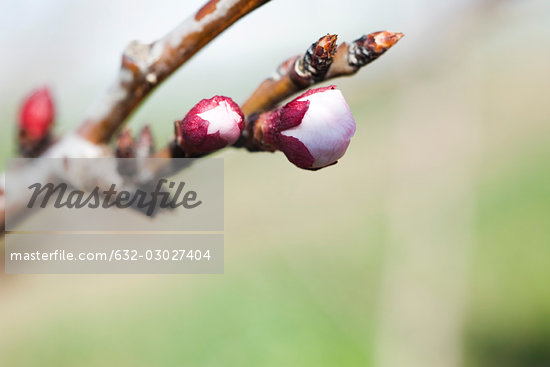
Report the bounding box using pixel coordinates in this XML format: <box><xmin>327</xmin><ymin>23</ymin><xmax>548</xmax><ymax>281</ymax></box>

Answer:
<box><xmin>349</xmin><ymin>31</ymin><xmax>404</xmax><ymax>67</ymax></box>
<box><xmin>297</xmin><ymin>34</ymin><xmax>338</xmax><ymax>82</ymax></box>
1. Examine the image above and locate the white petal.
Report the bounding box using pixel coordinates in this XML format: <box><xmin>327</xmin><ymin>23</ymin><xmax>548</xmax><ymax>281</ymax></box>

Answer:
<box><xmin>198</xmin><ymin>100</ymin><xmax>241</xmax><ymax>141</ymax></box>
<box><xmin>281</xmin><ymin>89</ymin><xmax>356</xmax><ymax>168</ymax></box>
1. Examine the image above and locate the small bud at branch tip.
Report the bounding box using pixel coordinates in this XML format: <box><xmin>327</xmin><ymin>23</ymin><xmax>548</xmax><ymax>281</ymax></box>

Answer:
<box><xmin>348</xmin><ymin>31</ymin><xmax>404</xmax><ymax>68</ymax></box>
<box><xmin>296</xmin><ymin>34</ymin><xmax>338</xmax><ymax>83</ymax></box>
<box><xmin>18</xmin><ymin>86</ymin><xmax>55</xmax><ymax>157</ymax></box>
<box><xmin>19</xmin><ymin>87</ymin><xmax>55</xmax><ymax>140</ymax></box>
<box><xmin>367</xmin><ymin>31</ymin><xmax>404</xmax><ymax>53</ymax></box>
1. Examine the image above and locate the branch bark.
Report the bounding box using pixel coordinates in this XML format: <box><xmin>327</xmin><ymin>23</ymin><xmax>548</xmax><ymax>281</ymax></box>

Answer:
<box><xmin>77</xmin><ymin>0</ymin><xmax>272</xmax><ymax>144</ymax></box>
<box><xmin>241</xmin><ymin>31</ymin><xmax>403</xmax><ymax>117</ymax></box>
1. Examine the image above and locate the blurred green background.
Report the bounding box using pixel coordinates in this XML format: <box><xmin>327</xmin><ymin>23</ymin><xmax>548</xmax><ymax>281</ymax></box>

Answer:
<box><xmin>1</xmin><ymin>0</ymin><xmax>549</xmax><ymax>366</ymax></box>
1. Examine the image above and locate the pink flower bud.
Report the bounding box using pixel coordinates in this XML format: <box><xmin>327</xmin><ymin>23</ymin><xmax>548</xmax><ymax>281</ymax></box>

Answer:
<box><xmin>260</xmin><ymin>85</ymin><xmax>356</xmax><ymax>170</ymax></box>
<box><xmin>19</xmin><ymin>87</ymin><xmax>55</xmax><ymax>141</ymax></box>
<box><xmin>176</xmin><ymin>96</ymin><xmax>244</xmax><ymax>154</ymax></box>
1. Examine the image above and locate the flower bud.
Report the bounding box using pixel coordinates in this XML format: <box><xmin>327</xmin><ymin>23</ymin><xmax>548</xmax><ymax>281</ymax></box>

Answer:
<box><xmin>176</xmin><ymin>96</ymin><xmax>244</xmax><ymax>154</ymax></box>
<box><xmin>18</xmin><ymin>86</ymin><xmax>55</xmax><ymax>156</ymax></box>
<box><xmin>115</xmin><ymin>128</ymin><xmax>136</xmax><ymax>158</ymax></box>
<box><xmin>19</xmin><ymin>87</ymin><xmax>55</xmax><ymax>139</ymax></box>
<box><xmin>257</xmin><ymin>85</ymin><xmax>356</xmax><ymax>170</ymax></box>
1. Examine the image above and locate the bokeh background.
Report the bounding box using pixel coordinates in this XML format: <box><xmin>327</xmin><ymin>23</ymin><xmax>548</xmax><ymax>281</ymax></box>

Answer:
<box><xmin>1</xmin><ymin>0</ymin><xmax>550</xmax><ymax>366</ymax></box>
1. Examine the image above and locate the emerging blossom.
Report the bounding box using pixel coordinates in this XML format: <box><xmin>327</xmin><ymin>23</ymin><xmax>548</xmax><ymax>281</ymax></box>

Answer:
<box><xmin>19</xmin><ymin>87</ymin><xmax>55</xmax><ymax>141</ymax></box>
<box><xmin>175</xmin><ymin>96</ymin><xmax>244</xmax><ymax>154</ymax></box>
<box><xmin>255</xmin><ymin>85</ymin><xmax>356</xmax><ymax>170</ymax></box>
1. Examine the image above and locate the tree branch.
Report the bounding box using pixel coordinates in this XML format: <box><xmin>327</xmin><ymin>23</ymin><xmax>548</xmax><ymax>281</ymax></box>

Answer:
<box><xmin>77</xmin><ymin>0</ymin><xmax>272</xmax><ymax>144</ymax></box>
<box><xmin>241</xmin><ymin>31</ymin><xmax>403</xmax><ymax>117</ymax></box>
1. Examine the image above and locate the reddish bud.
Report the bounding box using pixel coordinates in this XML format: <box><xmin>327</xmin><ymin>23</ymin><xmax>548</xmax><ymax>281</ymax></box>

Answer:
<box><xmin>176</xmin><ymin>96</ymin><xmax>244</xmax><ymax>154</ymax></box>
<box><xmin>18</xmin><ymin>86</ymin><xmax>55</xmax><ymax>156</ymax></box>
<box><xmin>19</xmin><ymin>87</ymin><xmax>55</xmax><ymax>141</ymax></box>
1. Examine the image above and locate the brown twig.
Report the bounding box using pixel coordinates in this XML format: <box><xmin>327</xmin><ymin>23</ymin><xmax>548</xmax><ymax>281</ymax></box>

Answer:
<box><xmin>77</xmin><ymin>0</ymin><xmax>272</xmax><ymax>145</ymax></box>
<box><xmin>241</xmin><ymin>31</ymin><xmax>403</xmax><ymax>117</ymax></box>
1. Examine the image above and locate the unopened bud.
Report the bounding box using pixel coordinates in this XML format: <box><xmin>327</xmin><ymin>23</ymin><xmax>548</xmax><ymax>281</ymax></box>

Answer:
<box><xmin>18</xmin><ymin>87</ymin><xmax>55</xmax><ymax>156</ymax></box>
<box><xmin>175</xmin><ymin>96</ymin><xmax>244</xmax><ymax>154</ymax></box>
<box><xmin>256</xmin><ymin>86</ymin><xmax>356</xmax><ymax>170</ymax></box>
